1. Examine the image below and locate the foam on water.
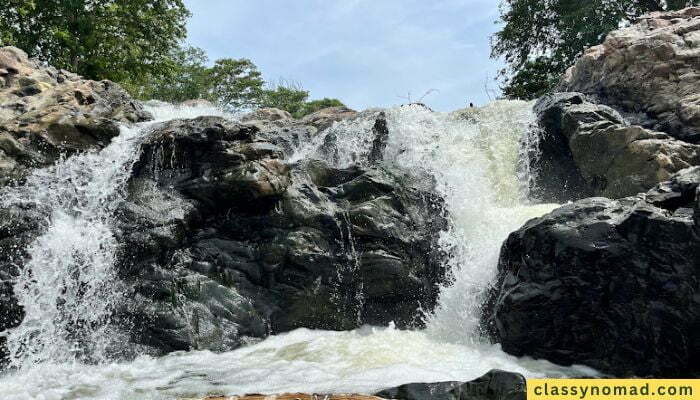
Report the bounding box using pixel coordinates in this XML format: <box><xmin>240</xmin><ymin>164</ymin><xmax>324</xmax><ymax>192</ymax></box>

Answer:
<box><xmin>0</xmin><ymin>101</ymin><xmax>596</xmax><ymax>399</ymax></box>
<box><xmin>0</xmin><ymin>326</ymin><xmax>597</xmax><ymax>400</ymax></box>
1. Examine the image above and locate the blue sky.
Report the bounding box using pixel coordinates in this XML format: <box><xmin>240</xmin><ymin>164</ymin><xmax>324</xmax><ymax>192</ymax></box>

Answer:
<box><xmin>183</xmin><ymin>0</ymin><xmax>504</xmax><ymax>112</ymax></box>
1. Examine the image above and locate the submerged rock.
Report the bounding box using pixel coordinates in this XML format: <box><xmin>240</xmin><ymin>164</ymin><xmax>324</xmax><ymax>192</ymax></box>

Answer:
<box><xmin>483</xmin><ymin>167</ymin><xmax>700</xmax><ymax>377</ymax></box>
<box><xmin>531</xmin><ymin>93</ymin><xmax>700</xmax><ymax>201</ymax></box>
<box><xmin>560</xmin><ymin>8</ymin><xmax>700</xmax><ymax>143</ymax></box>
<box><xmin>374</xmin><ymin>369</ymin><xmax>526</xmax><ymax>400</ymax></box>
<box><xmin>118</xmin><ymin>115</ymin><xmax>447</xmax><ymax>354</ymax></box>
<box><xmin>0</xmin><ymin>46</ymin><xmax>151</xmax><ymax>186</ymax></box>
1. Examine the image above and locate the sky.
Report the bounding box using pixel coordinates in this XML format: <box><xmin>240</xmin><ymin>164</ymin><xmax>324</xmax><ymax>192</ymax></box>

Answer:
<box><xmin>183</xmin><ymin>0</ymin><xmax>504</xmax><ymax>112</ymax></box>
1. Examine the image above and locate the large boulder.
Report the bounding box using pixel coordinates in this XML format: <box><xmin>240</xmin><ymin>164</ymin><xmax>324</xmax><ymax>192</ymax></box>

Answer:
<box><xmin>560</xmin><ymin>8</ymin><xmax>700</xmax><ymax>143</ymax></box>
<box><xmin>0</xmin><ymin>46</ymin><xmax>151</xmax><ymax>186</ymax></box>
<box><xmin>531</xmin><ymin>93</ymin><xmax>700</xmax><ymax>201</ymax></box>
<box><xmin>374</xmin><ymin>370</ymin><xmax>526</xmax><ymax>400</ymax></box>
<box><xmin>301</xmin><ymin>106</ymin><xmax>358</xmax><ymax>131</ymax></box>
<box><xmin>117</xmin><ymin>115</ymin><xmax>447</xmax><ymax>354</ymax></box>
<box><xmin>482</xmin><ymin>167</ymin><xmax>700</xmax><ymax>377</ymax></box>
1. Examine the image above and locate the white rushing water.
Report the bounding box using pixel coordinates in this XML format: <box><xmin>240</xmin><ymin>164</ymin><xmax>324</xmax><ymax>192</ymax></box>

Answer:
<box><xmin>0</xmin><ymin>101</ymin><xmax>596</xmax><ymax>400</ymax></box>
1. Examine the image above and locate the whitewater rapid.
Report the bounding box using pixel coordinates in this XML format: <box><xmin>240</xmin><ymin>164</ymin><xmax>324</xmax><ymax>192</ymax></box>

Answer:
<box><xmin>0</xmin><ymin>101</ymin><xmax>596</xmax><ymax>400</ymax></box>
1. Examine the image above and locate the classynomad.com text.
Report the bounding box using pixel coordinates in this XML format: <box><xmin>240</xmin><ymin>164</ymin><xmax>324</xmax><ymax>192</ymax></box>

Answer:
<box><xmin>528</xmin><ymin>379</ymin><xmax>699</xmax><ymax>400</ymax></box>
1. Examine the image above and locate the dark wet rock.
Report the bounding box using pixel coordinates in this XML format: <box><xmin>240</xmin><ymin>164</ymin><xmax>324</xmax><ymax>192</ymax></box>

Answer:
<box><xmin>483</xmin><ymin>167</ymin><xmax>700</xmax><ymax>377</ymax></box>
<box><xmin>0</xmin><ymin>203</ymin><xmax>42</xmax><ymax>364</ymax></box>
<box><xmin>0</xmin><ymin>46</ymin><xmax>151</xmax><ymax>187</ymax></box>
<box><xmin>314</xmin><ymin>110</ymin><xmax>389</xmax><ymax>167</ymax></box>
<box><xmin>117</xmin><ymin>115</ymin><xmax>447</xmax><ymax>354</ymax></box>
<box><xmin>530</xmin><ymin>92</ymin><xmax>700</xmax><ymax>201</ymax></box>
<box><xmin>374</xmin><ymin>369</ymin><xmax>526</xmax><ymax>400</ymax></box>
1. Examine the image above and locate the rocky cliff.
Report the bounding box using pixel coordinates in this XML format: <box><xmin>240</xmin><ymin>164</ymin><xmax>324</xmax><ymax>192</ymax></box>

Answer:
<box><xmin>0</xmin><ymin>46</ymin><xmax>151</xmax><ymax>187</ymax></box>
<box><xmin>528</xmin><ymin>8</ymin><xmax>700</xmax><ymax>201</ymax></box>
<box><xmin>117</xmin><ymin>113</ymin><xmax>447</xmax><ymax>353</ymax></box>
<box><xmin>487</xmin><ymin>7</ymin><xmax>700</xmax><ymax>377</ymax></box>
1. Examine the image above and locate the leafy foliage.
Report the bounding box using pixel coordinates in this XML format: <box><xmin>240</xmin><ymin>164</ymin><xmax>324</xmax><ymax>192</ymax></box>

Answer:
<box><xmin>492</xmin><ymin>0</ymin><xmax>700</xmax><ymax>99</ymax></box>
<box><xmin>0</xmin><ymin>1</ymin><xmax>344</xmax><ymax>116</ymax></box>
<box><xmin>0</xmin><ymin>0</ymin><xmax>190</xmax><ymax>84</ymax></box>
<box><xmin>124</xmin><ymin>46</ymin><xmax>211</xmax><ymax>102</ymax></box>
<box><xmin>210</xmin><ymin>58</ymin><xmax>265</xmax><ymax>110</ymax></box>
<box><xmin>132</xmin><ymin>50</ymin><xmax>344</xmax><ymax>116</ymax></box>
<box><xmin>259</xmin><ymin>80</ymin><xmax>310</xmax><ymax>117</ymax></box>
<box><xmin>298</xmin><ymin>98</ymin><xmax>346</xmax><ymax>117</ymax></box>
<box><xmin>260</xmin><ymin>83</ymin><xmax>345</xmax><ymax>118</ymax></box>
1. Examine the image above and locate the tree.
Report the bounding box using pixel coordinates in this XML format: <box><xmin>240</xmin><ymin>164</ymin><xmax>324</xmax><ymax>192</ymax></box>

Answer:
<box><xmin>500</xmin><ymin>57</ymin><xmax>560</xmax><ymax>100</ymax></box>
<box><xmin>259</xmin><ymin>80</ymin><xmax>310</xmax><ymax>117</ymax></box>
<box><xmin>492</xmin><ymin>0</ymin><xmax>699</xmax><ymax>99</ymax></box>
<box><xmin>0</xmin><ymin>0</ymin><xmax>190</xmax><ymax>84</ymax></box>
<box><xmin>210</xmin><ymin>58</ymin><xmax>265</xmax><ymax>110</ymax></box>
<box><xmin>128</xmin><ymin>47</ymin><xmax>266</xmax><ymax>110</ymax></box>
<box><xmin>299</xmin><ymin>98</ymin><xmax>346</xmax><ymax>117</ymax></box>
<box><xmin>126</xmin><ymin>46</ymin><xmax>212</xmax><ymax>102</ymax></box>
<box><xmin>257</xmin><ymin>80</ymin><xmax>346</xmax><ymax>118</ymax></box>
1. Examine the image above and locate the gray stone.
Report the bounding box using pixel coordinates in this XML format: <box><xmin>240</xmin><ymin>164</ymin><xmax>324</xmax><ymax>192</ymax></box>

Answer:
<box><xmin>560</xmin><ymin>7</ymin><xmax>700</xmax><ymax>143</ymax></box>
<box><xmin>531</xmin><ymin>92</ymin><xmax>700</xmax><ymax>201</ymax></box>
<box><xmin>483</xmin><ymin>167</ymin><xmax>700</xmax><ymax>377</ymax></box>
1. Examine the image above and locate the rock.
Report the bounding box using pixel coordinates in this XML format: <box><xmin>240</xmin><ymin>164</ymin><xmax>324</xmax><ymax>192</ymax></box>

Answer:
<box><xmin>0</xmin><ymin>203</ymin><xmax>42</xmax><ymax>365</ymax></box>
<box><xmin>560</xmin><ymin>7</ymin><xmax>700</xmax><ymax>143</ymax></box>
<box><xmin>181</xmin><ymin>99</ymin><xmax>216</xmax><ymax>108</ymax></box>
<box><xmin>171</xmin><ymin>370</ymin><xmax>526</xmax><ymax>400</ymax></box>
<box><xmin>374</xmin><ymin>370</ymin><xmax>526</xmax><ymax>400</ymax></box>
<box><xmin>0</xmin><ymin>46</ymin><xmax>151</xmax><ymax>186</ymax></box>
<box><xmin>117</xmin><ymin>115</ymin><xmax>447</xmax><ymax>354</ymax></box>
<box><xmin>301</xmin><ymin>106</ymin><xmax>358</xmax><ymax>131</ymax></box>
<box><xmin>530</xmin><ymin>93</ymin><xmax>700</xmax><ymax>201</ymax></box>
<box><xmin>240</xmin><ymin>108</ymin><xmax>293</xmax><ymax>124</ymax></box>
<box><xmin>182</xmin><ymin>395</ymin><xmax>384</xmax><ymax>400</ymax></box>
<box><xmin>314</xmin><ymin>110</ymin><xmax>389</xmax><ymax>166</ymax></box>
<box><xmin>482</xmin><ymin>167</ymin><xmax>700</xmax><ymax>377</ymax></box>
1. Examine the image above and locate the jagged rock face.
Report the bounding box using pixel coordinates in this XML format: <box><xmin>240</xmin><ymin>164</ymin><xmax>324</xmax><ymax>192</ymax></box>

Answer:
<box><xmin>560</xmin><ymin>8</ymin><xmax>700</xmax><ymax>143</ymax></box>
<box><xmin>0</xmin><ymin>46</ymin><xmax>151</xmax><ymax>186</ymax></box>
<box><xmin>483</xmin><ymin>167</ymin><xmax>700</xmax><ymax>377</ymax></box>
<box><xmin>531</xmin><ymin>93</ymin><xmax>700</xmax><ymax>201</ymax></box>
<box><xmin>117</xmin><ymin>116</ymin><xmax>447</xmax><ymax>354</ymax></box>
<box><xmin>374</xmin><ymin>369</ymin><xmax>526</xmax><ymax>400</ymax></box>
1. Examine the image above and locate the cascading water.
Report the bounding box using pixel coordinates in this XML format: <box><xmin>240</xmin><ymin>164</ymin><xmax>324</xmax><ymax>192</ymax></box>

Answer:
<box><xmin>0</xmin><ymin>101</ymin><xmax>596</xmax><ymax>400</ymax></box>
<box><xmin>1</xmin><ymin>123</ymin><xmax>146</xmax><ymax>368</ymax></box>
<box><xmin>0</xmin><ymin>102</ymin><xmax>234</xmax><ymax>368</ymax></box>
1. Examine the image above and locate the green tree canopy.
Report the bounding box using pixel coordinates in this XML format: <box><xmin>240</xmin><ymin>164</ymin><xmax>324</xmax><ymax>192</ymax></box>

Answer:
<box><xmin>259</xmin><ymin>80</ymin><xmax>310</xmax><ymax>117</ymax></box>
<box><xmin>259</xmin><ymin>83</ymin><xmax>346</xmax><ymax>118</ymax></box>
<box><xmin>0</xmin><ymin>0</ymin><xmax>190</xmax><ymax>84</ymax></box>
<box><xmin>299</xmin><ymin>98</ymin><xmax>346</xmax><ymax>116</ymax></box>
<box><xmin>210</xmin><ymin>58</ymin><xmax>265</xmax><ymax>110</ymax></box>
<box><xmin>492</xmin><ymin>0</ymin><xmax>699</xmax><ymax>100</ymax></box>
<box><xmin>133</xmin><ymin>52</ymin><xmax>345</xmax><ymax>117</ymax></box>
<box><xmin>127</xmin><ymin>45</ymin><xmax>211</xmax><ymax>102</ymax></box>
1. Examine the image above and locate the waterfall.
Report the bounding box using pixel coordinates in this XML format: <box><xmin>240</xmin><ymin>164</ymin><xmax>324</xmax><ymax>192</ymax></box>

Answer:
<box><xmin>294</xmin><ymin>101</ymin><xmax>557</xmax><ymax>341</ymax></box>
<box><xmin>0</xmin><ymin>102</ymin><xmax>237</xmax><ymax>369</ymax></box>
<box><xmin>0</xmin><ymin>101</ymin><xmax>595</xmax><ymax>400</ymax></box>
<box><xmin>0</xmin><ymin>122</ymin><xmax>148</xmax><ymax>367</ymax></box>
